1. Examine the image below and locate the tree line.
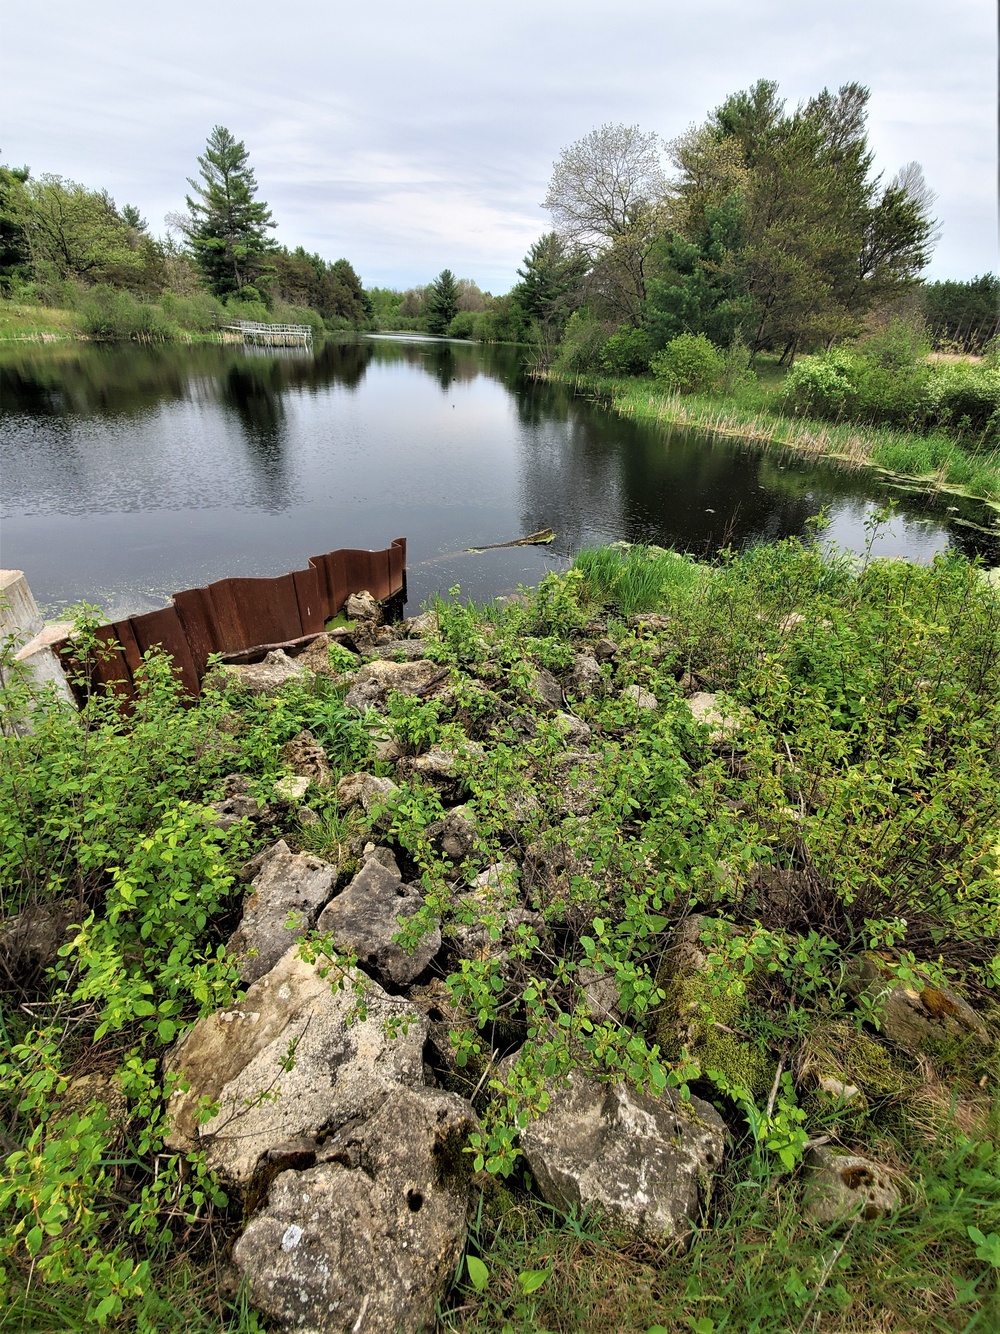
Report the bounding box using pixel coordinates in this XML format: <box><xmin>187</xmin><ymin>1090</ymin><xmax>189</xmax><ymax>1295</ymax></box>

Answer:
<box><xmin>1</xmin><ymin>85</ymin><xmax>994</xmax><ymax>354</ymax></box>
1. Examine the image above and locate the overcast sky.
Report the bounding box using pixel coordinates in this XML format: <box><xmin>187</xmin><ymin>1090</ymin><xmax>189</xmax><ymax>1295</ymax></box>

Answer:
<box><xmin>3</xmin><ymin>0</ymin><xmax>996</xmax><ymax>292</ymax></box>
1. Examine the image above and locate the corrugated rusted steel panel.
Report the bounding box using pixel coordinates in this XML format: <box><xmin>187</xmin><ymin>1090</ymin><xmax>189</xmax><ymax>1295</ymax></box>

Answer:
<box><xmin>202</xmin><ymin>580</ymin><xmax>245</xmax><ymax>655</ymax></box>
<box><xmin>92</xmin><ymin>625</ymin><xmax>133</xmax><ymax>697</ymax></box>
<box><xmin>327</xmin><ymin>550</ymin><xmax>350</xmax><ymax>618</ymax></box>
<box><xmin>224</xmin><ymin>574</ymin><xmax>302</xmax><ymax>646</ymax></box>
<box><xmin>388</xmin><ymin>538</ymin><xmax>405</xmax><ymax>591</ymax></box>
<box><xmin>173</xmin><ymin>587</ymin><xmax>224</xmax><ymax>673</ymax></box>
<box><xmin>130</xmin><ymin>607</ymin><xmax>200</xmax><ymax>695</ymax></box>
<box><xmin>293</xmin><ymin>566</ymin><xmax>325</xmax><ymax>634</ymax></box>
<box><xmin>56</xmin><ymin>539</ymin><xmax>407</xmax><ymax>703</ymax></box>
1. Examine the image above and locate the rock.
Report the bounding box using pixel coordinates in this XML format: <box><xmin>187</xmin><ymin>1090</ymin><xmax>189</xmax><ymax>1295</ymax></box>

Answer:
<box><xmin>163</xmin><ymin>947</ymin><xmax>426</xmax><ymax>1184</ymax></box>
<box><xmin>298</xmin><ymin>806</ymin><xmax>320</xmax><ymax>827</ymax></box>
<box><xmin>59</xmin><ymin>1072</ymin><xmax>128</xmax><ymax>1135</ymax></box>
<box><xmin>568</xmin><ymin>653</ymin><xmax>602</xmax><ymax>699</ymax></box>
<box><xmin>361</xmin><ymin>843</ymin><xmax>403</xmax><ymax>877</ymax></box>
<box><xmin>528</xmin><ymin>667</ymin><xmax>564</xmax><ymax>710</ymax></box>
<box><xmin>316</xmin><ymin>858</ymin><xmax>441</xmax><ymax>986</ymax></box>
<box><xmin>593</xmin><ymin>637</ymin><xmax>619</xmax><ymax>663</ymax></box>
<box><xmin>343</xmin><ymin>659</ymin><xmax>442</xmax><ymax>713</ymax></box>
<box><xmin>226</xmin><ymin>841</ymin><xmax>337</xmax><ymax>984</ymax></box>
<box><xmin>0</xmin><ymin>900</ymin><xmax>76</xmax><ymax>989</ymax></box>
<box><xmin>402</xmin><ymin>610</ymin><xmax>439</xmax><ymax>638</ymax></box>
<box><xmin>221</xmin><ymin>650</ymin><xmax>312</xmax><ymax>695</ymax></box>
<box><xmin>397</xmin><ymin>741</ymin><xmax>484</xmax><ymax>788</ymax></box>
<box><xmin>272</xmin><ymin>775</ymin><xmax>310</xmax><ymax>804</ymax></box>
<box><xmin>520</xmin><ymin>1071</ymin><xmax>726</xmax><ymax>1240</ymax></box>
<box><xmin>802</xmin><ymin>1146</ymin><xmax>901</xmax><ymax>1226</ymax></box>
<box><xmin>624</xmin><ymin>684</ymin><xmax>657</xmax><ymax>710</ymax></box>
<box><xmin>553</xmin><ymin>711</ymin><xmax>592</xmax><ymax>746</ymax></box>
<box><xmin>335</xmin><ymin>772</ymin><xmax>399</xmax><ymax>823</ymax></box>
<box><xmin>280</xmin><ymin>730</ymin><xmax>332</xmax><ymax>788</ymax></box>
<box><xmin>551</xmin><ymin>751</ymin><xmax>602</xmax><ymax>816</ymax></box>
<box><xmin>221</xmin><ymin>773</ymin><xmax>254</xmax><ymax>797</ymax></box>
<box><xmin>345</xmin><ymin>590</ymin><xmax>381</xmax><ymax>622</ymax></box>
<box><xmin>425</xmin><ymin>805</ymin><xmax>478</xmax><ymax>860</ymax></box>
<box><xmin>371</xmin><ymin>639</ymin><xmax>432</xmax><ymax>661</ymax></box>
<box><xmin>577</xmin><ymin>966</ymin><xmax>621</xmax><ymax>1024</ymax></box>
<box><xmin>687</xmin><ymin>692</ymin><xmax>750</xmax><ymax>744</ymax></box>
<box><xmin>846</xmin><ymin>955</ymin><xmax>988</xmax><ymax>1052</ymax></box>
<box><xmin>233</xmin><ymin>1085</ymin><xmax>476</xmax><ymax>1334</ymax></box>
<box><xmin>207</xmin><ymin>793</ymin><xmax>267</xmax><ymax>830</ymax></box>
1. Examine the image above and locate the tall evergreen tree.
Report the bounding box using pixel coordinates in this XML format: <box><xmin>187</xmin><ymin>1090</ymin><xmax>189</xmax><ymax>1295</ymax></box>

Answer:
<box><xmin>184</xmin><ymin>126</ymin><xmax>275</xmax><ymax>299</ymax></box>
<box><xmin>426</xmin><ymin>268</ymin><xmax>459</xmax><ymax>334</ymax></box>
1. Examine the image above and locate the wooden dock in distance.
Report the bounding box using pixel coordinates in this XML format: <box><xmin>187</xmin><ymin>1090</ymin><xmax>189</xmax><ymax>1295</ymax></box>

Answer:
<box><xmin>222</xmin><ymin>321</ymin><xmax>313</xmax><ymax>348</ymax></box>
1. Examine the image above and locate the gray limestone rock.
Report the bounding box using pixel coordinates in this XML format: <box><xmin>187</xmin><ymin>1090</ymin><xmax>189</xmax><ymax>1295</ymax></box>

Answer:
<box><xmin>220</xmin><ymin>650</ymin><xmax>312</xmax><ymax>695</ymax></box>
<box><xmin>345</xmin><ymin>590</ymin><xmax>380</xmax><ymax>622</ymax></box>
<box><xmin>280</xmin><ymin>730</ymin><xmax>332</xmax><ymax>788</ymax></box>
<box><xmin>687</xmin><ymin>692</ymin><xmax>751</xmax><ymax>744</ymax></box>
<box><xmin>425</xmin><ymin>805</ymin><xmax>478</xmax><ymax>860</ymax></box>
<box><xmin>371</xmin><ymin>639</ymin><xmax>432</xmax><ymax>661</ymax></box>
<box><xmin>846</xmin><ymin>955</ymin><xmax>987</xmax><ymax>1052</ymax></box>
<box><xmin>226</xmin><ymin>841</ymin><xmax>337</xmax><ymax>984</ymax></box>
<box><xmin>519</xmin><ymin>1071</ymin><xmax>726</xmax><ymax>1240</ymax></box>
<box><xmin>528</xmin><ymin>667</ymin><xmax>564</xmax><ymax>710</ymax></box>
<box><xmin>402</xmin><ymin>610</ymin><xmax>439</xmax><ymax>638</ymax></box>
<box><xmin>233</xmin><ymin>1085</ymin><xmax>477</xmax><ymax>1334</ymax></box>
<box><xmin>624</xmin><ymin>684</ymin><xmax>657</xmax><ymax>711</ymax></box>
<box><xmin>553</xmin><ymin>711</ymin><xmax>593</xmax><ymax>746</ymax></box>
<box><xmin>163</xmin><ymin>947</ymin><xmax>426</xmax><ymax>1185</ymax></box>
<box><xmin>568</xmin><ymin>653</ymin><xmax>602</xmax><ymax>699</ymax></box>
<box><xmin>802</xmin><ymin>1146</ymin><xmax>901</xmax><ymax>1226</ymax></box>
<box><xmin>316</xmin><ymin>858</ymin><xmax>441</xmax><ymax>986</ymax></box>
<box><xmin>343</xmin><ymin>658</ymin><xmax>441</xmax><ymax>713</ymax></box>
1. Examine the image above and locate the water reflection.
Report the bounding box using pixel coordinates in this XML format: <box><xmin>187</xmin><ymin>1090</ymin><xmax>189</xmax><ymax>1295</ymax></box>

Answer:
<box><xmin>2</xmin><ymin>335</ymin><xmax>999</xmax><ymax>620</ymax></box>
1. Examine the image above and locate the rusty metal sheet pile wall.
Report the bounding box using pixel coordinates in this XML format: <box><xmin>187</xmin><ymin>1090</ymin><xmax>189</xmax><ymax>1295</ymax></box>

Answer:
<box><xmin>61</xmin><ymin>538</ymin><xmax>406</xmax><ymax>701</ymax></box>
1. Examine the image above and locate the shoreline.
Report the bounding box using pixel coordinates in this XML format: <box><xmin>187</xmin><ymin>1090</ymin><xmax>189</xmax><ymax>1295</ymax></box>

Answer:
<box><xmin>542</xmin><ymin>369</ymin><xmax>1000</xmax><ymax>515</ymax></box>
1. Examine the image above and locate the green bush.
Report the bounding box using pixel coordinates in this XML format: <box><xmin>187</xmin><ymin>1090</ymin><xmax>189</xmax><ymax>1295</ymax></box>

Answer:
<box><xmin>78</xmin><ymin>287</ymin><xmax>177</xmax><ymax>342</ymax></box>
<box><xmin>598</xmin><ymin>327</ymin><xmax>652</xmax><ymax>375</ymax></box>
<box><xmin>650</xmin><ymin>332</ymin><xmax>724</xmax><ymax>393</ymax></box>
<box><xmin>447</xmin><ymin>311</ymin><xmax>478</xmax><ymax>340</ymax></box>
<box><xmin>551</xmin><ymin>310</ymin><xmax>615</xmax><ymax>374</ymax></box>
<box><xmin>157</xmin><ymin>289</ymin><xmax>225</xmax><ymax>333</ymax></box>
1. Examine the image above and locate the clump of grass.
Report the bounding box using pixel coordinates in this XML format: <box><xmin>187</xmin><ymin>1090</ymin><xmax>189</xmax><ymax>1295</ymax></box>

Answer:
<box><xmin>574</xmin><ymin>543</ymin><xmax>706</xmax><ymax>615</ymax></box>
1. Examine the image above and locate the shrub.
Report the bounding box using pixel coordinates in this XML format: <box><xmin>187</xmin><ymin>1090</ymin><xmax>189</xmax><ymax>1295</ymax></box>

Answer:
<box><xmin>78</xmin><ymin>287</ymin><xmax>177</xmax><ymax>342</ymax></box>
<box><xmin>552</xmin><ymin>310</ymin><xmax>615</xmax><ymax>374</ymax></box>
<box><xmin>649</xmin><ymin>332</ymin><xmax>724</xmax><ymax>393</ymax></box>
<box><xmin>598</xmin><ymin>327</ymin><xmax>652</xmax><ymax>375</ymax></box>
<box><xmin>447</xmin><ymin>311</ymin><xmax>478</xmax><ymax>340</ymax></box>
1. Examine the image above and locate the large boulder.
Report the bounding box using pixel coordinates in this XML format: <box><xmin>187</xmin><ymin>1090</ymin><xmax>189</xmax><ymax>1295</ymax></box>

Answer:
<box><xmin>233</xmin><ymin>1085</ymin><xmax>477</xmax><ymax>1334</ymax></box>
<box><xmin>226</xmin><ymin>841</ymin><xmax>337</xmax><ymax>984</ymax></box>
<box><xmin>567</xmin><ymin>653</ymin><xmax>602</xmax><ymax>699</ymax></box>
<box><xmin>519</xmin><ymin>1071</ymin><xmax>726</xmax><ymax>1240</ymax></box>
<box><xmin>316</xmin><ymin>858</ymin><xmax>441</xmax><ymax>986</ymax></box>
<box><xmin>343</xmin><ymin>659</ymin><xmax>442</xmax><ymax>713</ymax></box>
<box><xmin>163</xmin><ymin>947</ymin><xmax>426</xmax><ymax>1185</ymax></box>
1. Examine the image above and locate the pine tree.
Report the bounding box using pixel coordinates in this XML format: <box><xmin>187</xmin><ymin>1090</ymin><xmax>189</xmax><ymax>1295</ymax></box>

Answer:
<box><xmin>185</xmin><ymin>126</ymin><xmax>275</xmax><ymax>299</ymax></box>
<box><xmin>426</xmin><ymin>269</ymin><xmax>459</xmax><ymax>334</ymax></box>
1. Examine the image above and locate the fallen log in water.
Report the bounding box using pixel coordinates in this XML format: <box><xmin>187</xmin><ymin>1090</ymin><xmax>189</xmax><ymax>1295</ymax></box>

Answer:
<box><xmin>466</xmin><ymin>528</ymin><xmax>556</xmax><ymax>552</ymax></box>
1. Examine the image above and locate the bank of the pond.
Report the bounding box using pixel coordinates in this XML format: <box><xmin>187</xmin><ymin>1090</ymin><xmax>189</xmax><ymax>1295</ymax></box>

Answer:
<box><xmin>545</xmin><ymin>369</ymin><xmax>1000</xmax><ymax>512</ymax></box>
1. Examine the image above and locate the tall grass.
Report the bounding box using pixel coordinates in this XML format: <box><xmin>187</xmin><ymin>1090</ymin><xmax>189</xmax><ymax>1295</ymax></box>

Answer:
<box><xmin>559</xmin><ymin>373</ymin><xmax>1000</xmax><ymax>509</ymax></box>
<box><xmin>573</xmin><ymin>544</ymin><xmax>707</xmax><ymax>614</ymax></box>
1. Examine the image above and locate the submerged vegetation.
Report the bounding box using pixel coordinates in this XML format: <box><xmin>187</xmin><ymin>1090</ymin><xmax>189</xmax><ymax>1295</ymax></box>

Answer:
<box><xmin>3</xmin><ymin>534</ymin><xmax>1000</xmax><ymax>1330</ymax></box>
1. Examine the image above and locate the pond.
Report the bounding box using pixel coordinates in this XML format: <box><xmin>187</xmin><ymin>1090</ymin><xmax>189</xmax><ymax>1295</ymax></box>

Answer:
<box><xmin>2</xmin><ymin>334</ymin><xmax>998</xmax><ymax>621</ymax></box>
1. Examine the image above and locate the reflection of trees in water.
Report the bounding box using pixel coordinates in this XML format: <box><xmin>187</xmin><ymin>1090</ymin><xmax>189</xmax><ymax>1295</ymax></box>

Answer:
<box><xmin>221</xmin><ymin>364</ymin><xmax>289</xmax><ymax>512</ymax></box>
<box><xmin>517</xmin><ymin>388</ymin><xmax>960</xmax><ymax>561</ymax></box>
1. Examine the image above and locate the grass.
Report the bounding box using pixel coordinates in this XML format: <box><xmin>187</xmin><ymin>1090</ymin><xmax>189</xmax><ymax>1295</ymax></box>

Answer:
<box><xmin>0</xmin><ymin>300</ymin><xmax>82</xmax><ymax>342</ymax></box>
<box><xmin>546</xmin><ymin>364</ymin><xmax>1000</xmax><ymax>510</ymax></box>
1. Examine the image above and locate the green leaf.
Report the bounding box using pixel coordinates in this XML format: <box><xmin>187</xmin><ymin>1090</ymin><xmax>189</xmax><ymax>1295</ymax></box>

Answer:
<box><xmin>157</xmin><ymin>1019</ymin><xmax>177</xmax><ymax>1044</ymax></box>
<box><xmin>466</xmin><ymin>1254</ymin><xmax>489</xmax><ymax>1292</ymax></box>
<box><xmin>518</xmin><ymin>1269</ymin><xmax>550</xmax><ymax>1294</ymax></box>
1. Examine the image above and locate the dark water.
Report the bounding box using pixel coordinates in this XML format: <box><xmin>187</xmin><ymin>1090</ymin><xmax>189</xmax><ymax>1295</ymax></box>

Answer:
<box><xmin>2</xmin><ymin>335</ymin><xmax>999</xmax><ymax>620</ymax></box>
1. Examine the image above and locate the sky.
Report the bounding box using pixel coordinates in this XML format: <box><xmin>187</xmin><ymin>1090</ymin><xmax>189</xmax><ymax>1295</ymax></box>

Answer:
<box><xmin>2</xmin><ymin>0</ymin><xmax>996</xmax><ymax>293</ymax></box>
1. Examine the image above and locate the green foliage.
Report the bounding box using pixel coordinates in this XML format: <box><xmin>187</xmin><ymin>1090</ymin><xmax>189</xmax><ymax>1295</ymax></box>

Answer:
<box><xmin>427</xmin><ymin>268</ymin><xmax>460</xmax><ymax>336</ymax></box>
<box><xmin>599</xmin><ymin>326</ymin><xmax>652</xmax><ymax>375</ymax></box>
<box><xmin>784</xmin><ymin>346</ymin><xmax>1000</xmax><ymax>441</ymax></box>
<box><xmin>923</xmin><ymin>273</ymin><xmax>1000</xmax><ymax>354</ymax></box>
<box><xmin>650</xmin><ymin>332</ymin><xmax>724</xmax><ymax>393</ymax></box>
<box><xmin>551</xmin><ymin>309</ymin><xmax>615</xmax><ymax>374</ymax></box>
<box><xmin>78</xmin><ymin>285</ymin><xmax>178</xmax><ymax>342</ymax></box>
<box><xmin>184</xmin><ymin>126</ymin><xmax>276</xmax><ymax>299</ymax></box>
